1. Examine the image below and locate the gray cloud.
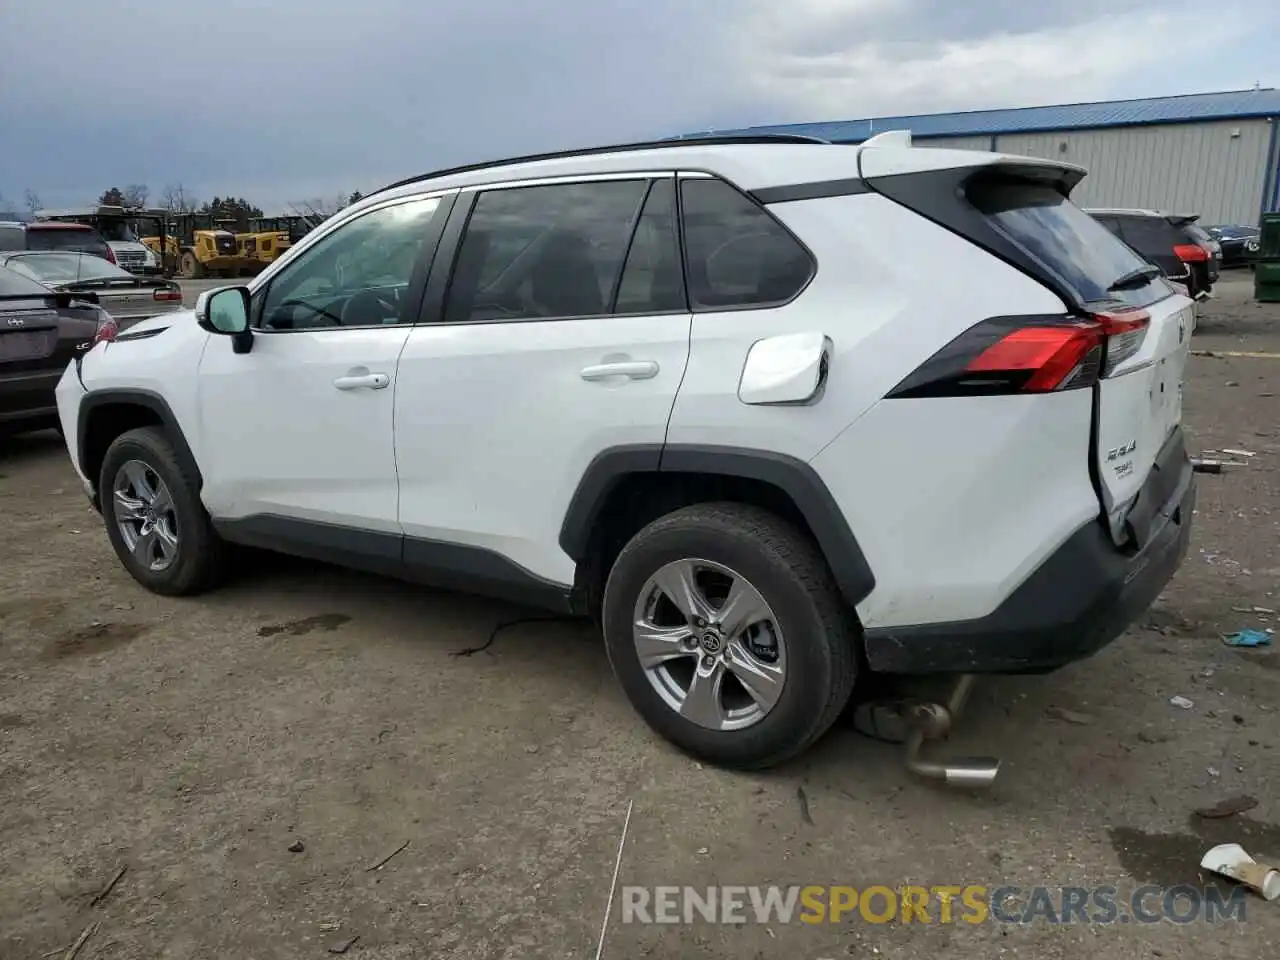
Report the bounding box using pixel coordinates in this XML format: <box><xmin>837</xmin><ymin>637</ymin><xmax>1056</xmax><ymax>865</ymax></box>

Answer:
<box><xmin>2</xmin><ymin>0</ymin><xmax>1276</xmax><ymax>209</ymax></box>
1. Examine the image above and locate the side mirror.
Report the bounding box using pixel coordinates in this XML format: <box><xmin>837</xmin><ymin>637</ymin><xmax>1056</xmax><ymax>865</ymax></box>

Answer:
<box><xmin>196</xmin><ymin>286</ymin><xmax>254</xmax><ymax>354</ymax></box>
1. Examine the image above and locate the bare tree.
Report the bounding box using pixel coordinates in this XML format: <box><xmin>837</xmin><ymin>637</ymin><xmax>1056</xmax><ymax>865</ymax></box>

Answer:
<box><xmin>23</xmin><ymin>188</ymin><xmax>41</xmax><ymax>216</ymax></box>
<box><xmin>160</xmin><ymin>183</ymin><xmax>198</xmax><ymax>214</ymax></box>
<box><xmin>289</xmin><ymin>193</ymin><xmax>350</xmax><ymax>222</ymax></box>
<box><xmin>122</xmin><ymin>184</ymin><xmax>150</xmax><ymax>209</ymax></box>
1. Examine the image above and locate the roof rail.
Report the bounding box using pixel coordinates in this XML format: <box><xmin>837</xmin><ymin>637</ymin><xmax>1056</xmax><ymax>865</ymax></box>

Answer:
<box><xmin>368</xmin><ymin>134</ymin><xmax>832</xmax><ymax>198</ymax></box>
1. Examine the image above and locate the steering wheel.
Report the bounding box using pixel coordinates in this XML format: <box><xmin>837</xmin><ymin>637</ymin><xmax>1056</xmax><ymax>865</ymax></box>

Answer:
<box><xmin>341</xmin><ymin>289</ymin><xmax>401</xmax><ymax>326</ymax></box>
<box><xmin>274</xmin><ymin>298</ymin><xmax>345</xmax><ymax>328</ymax></box>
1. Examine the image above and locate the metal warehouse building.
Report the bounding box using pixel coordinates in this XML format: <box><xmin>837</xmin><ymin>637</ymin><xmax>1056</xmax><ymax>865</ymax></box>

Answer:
<box><xmin>682</xmin><ymin>89</ymin><xmax>1280</xmax><ymax>226</ymax></box>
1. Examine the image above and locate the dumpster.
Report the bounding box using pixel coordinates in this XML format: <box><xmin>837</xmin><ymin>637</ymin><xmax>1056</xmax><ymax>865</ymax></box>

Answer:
<box><xmin>1257</xmin><ymin>212</ymin><xmax>1280</xmax><ymax>303</ymax></box>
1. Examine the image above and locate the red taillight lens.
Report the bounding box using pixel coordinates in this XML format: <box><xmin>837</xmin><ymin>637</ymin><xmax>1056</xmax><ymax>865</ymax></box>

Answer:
<box><xmin>1173</xmin><ymin>243</ymin><xmax>1209</xmax><ymax>263</ymax></box>
<box><xmin>93</xmin><ymin>315</ymin><xmax>118</xmax><ymax>345</ymax></box>
<box><xmin>888</xmin><ymin>309</ymin><xmax>1150</xmax><ymax>399</ymax></box>
<box><xmin>965</xmin><ymin>324</ymin><xmax>1103</xmax><ymax>392</ymax></box>
<box><xmin>153</xmin><ymin>287</ymin><xmax>183</xmax><ymax>302</ymax></box>
<box><xmin>104</xmin><ymin>247</ymin><xmax>117</xmax><ymax>264</ymax></box>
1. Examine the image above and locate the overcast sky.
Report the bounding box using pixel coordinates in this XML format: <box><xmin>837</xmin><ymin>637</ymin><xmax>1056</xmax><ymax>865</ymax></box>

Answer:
<box><xmin>2</xmin><ymin>0</ymin><xmax>1277</xmax><ymax>212</ymax></box>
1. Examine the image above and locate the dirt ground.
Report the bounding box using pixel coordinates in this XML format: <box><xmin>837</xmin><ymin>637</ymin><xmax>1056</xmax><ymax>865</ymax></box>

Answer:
<box><xmin>2</xmin><ymin>274</ymin><xmax>1279</xmax><ymax>959</ymax></box>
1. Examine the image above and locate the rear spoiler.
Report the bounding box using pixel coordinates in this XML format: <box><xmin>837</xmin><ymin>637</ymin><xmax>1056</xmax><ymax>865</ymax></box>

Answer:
<box><xmin>0</xmin><ymin>290</ymin><xmax>99</xmax><ymax>306</ymax></box>
<box><xmin>1167</xmin><ymin>213</ymin><xmax>1201</xmax><ymax>226</ymax></box>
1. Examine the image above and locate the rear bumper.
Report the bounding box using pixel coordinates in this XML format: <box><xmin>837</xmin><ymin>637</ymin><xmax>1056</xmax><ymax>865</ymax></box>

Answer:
<box><xmin>865</xmin><ymin>430</ymin><xmax>1195</xmax><ymax>675</ymax></box>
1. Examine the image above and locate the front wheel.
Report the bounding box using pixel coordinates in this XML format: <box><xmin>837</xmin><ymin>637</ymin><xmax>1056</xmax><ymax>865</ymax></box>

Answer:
<box><xmin>99</xmin><ymin>426</ymin><xmax>225</xmax><ymax>596</ymax></box>
<box><xmin>602</xmin><ymin>503</ymin><xmax>857</xmax><ymax>770</ymax></box>
<box><xmin>180</xmin><ymin>251</ymin><xmax>205</xmax><ymax>280</ymax></box>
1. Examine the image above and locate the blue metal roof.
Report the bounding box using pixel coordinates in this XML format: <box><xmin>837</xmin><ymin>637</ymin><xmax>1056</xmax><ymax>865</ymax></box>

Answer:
<box><xmin>676</xmin><ymin>88</ymin><xmax>1280</xmax><ymax>143</ymax></box>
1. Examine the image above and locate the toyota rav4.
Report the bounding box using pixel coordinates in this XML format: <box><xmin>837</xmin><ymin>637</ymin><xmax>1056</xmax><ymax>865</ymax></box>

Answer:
<box><xmin>54</xmin><ymin>132</ymin><xmax>1196</xmax><ymax>770</ymax></box>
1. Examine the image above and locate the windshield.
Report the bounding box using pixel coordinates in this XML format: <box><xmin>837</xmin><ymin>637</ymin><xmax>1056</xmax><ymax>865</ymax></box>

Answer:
<box><xmin>99</xmin><ymin>221</ymin><xmax>141</xmax><ymax>242</ymax></box>
<box><xmin>0</xmin><ymin>263</ymin><xmax>55</xmax><ymax>297</ymax></box>
<box><xmin>6</xmin><ymin>252</ymin><xmax>131</xmax><ymax>285</ymax></box>
<box><xmin>969</xmin><ymin>180</ymin><xmax>1172</xmax><ymax>308</ymax></box>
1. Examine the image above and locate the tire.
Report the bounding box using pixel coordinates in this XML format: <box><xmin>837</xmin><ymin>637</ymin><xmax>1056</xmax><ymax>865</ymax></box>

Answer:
<box><xmin>602</xmin><ymin>503</ymin><xmax>857</xmax><ymax>770</ymax></box>
<box><xmin>99</xmin><ymin>426</ymin><xmax>225</xmax><ymax>596</ymax></box>
<box><xmin>180</xmin><ymin>251</ymin><xmax>205</xmax><ymax>280</ymax></box>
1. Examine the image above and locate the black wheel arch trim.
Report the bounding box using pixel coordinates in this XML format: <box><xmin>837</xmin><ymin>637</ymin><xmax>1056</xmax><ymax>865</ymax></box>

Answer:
<box><xmin>558</xmin><ymin>443</ymin><xmax>876</xmax><ymax>607</ymax></box>
<box><xmin>77</xmin><ymin>389</ymin><xmax>203</xmax><ymax>502</ymax></box>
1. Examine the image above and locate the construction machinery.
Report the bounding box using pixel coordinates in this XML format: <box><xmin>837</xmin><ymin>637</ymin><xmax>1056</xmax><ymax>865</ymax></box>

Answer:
<box><xmin>144</xmin><ymin>214</ymin><xmax>258</xmax><ymax>279</ymax></box>
<box><xmin>237</xmin><ymin>215</ymin><xmax>319</xmax><ymax>272</ymax></box>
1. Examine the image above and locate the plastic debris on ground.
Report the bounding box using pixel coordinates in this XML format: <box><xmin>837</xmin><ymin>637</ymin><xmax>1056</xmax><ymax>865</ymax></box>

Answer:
<box><xmin>1223</xmin><ymin>629</ymin><xmax>1272</xmax><ymax>648</ymax></box>
<box><xmin>1170</xmin><ymin>695</ymin><xmax>1195</xmax><ymax>710</ymax></box>
<box><xmin>1200</xmin><ymin>843</ymin><xmax>1280</xmax><ymax>901</ymax></box>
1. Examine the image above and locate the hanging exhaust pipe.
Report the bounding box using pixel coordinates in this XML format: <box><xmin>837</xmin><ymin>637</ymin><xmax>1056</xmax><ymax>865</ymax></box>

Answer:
<box><xmin>903</xmin><ymin>674</ymin><xmax>1001</xmax><ymax>788</ymax></box>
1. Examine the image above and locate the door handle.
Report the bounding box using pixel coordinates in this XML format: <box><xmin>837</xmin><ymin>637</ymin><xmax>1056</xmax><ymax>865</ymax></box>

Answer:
<box><xmin>580</xmin><ymin>360</ymin><xmax>659</xmax><ymax>382</ymax></box>
<box><xmin>333</xmin><ymin>373</ymin><xmax>390</xmax><ymax>391</ymax></box>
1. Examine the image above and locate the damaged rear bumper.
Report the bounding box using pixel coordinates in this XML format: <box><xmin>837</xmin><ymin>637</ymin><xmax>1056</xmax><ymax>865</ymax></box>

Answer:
<box><xmin>864</xmin><ymin>428</ymin><xmax>1195</xmax><ymax>675</ymax></box>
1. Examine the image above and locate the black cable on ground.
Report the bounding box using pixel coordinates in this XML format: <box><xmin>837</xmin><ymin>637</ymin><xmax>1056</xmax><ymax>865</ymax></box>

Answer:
<box><xmin>450</xmin><ymin>615</ymin><xmax>582</xmax><ymax>658</ymax></box>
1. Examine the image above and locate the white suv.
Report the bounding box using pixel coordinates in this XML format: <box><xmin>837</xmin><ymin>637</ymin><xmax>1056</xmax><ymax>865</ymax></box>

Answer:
<box><xmin>54</xmin><ymin>132</ymin><xmax>1197</xmax><ymax>770</ymax></box>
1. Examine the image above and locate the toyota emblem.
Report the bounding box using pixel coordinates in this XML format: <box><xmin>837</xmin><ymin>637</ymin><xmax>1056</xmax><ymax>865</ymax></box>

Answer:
<box><xmin>6</xmin><ymin>317</ymin><xmax>24</xmax><ymax>327</ymax></box>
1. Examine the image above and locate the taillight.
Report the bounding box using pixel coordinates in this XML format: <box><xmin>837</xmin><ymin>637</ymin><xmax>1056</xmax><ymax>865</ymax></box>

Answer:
<box><xmin>104</xmin><ymin>247</ymin><xmax>117</xmax><ymax>264</ymax></box>
<box><xmin>1173</xmin><ymin>243</ymin><xmax>1209</xmax><ymax>263</ymax></box>
<box><xmin>1093</xmin><ymin>308</ymin><xmax>1150</xmax><ymax>376</ymax></box>
<box><xmin>153</xmin><ymin>287</ymin><xmax>183</xmax><ymax>302</ymax></box>
<box><xmin>93</xmin><ymin>315</ymin><xmax>118</xmax><ymax>345</ymax></box>
<box><xmin>887</xmin><ymin>310</ymin><xmax>1150</xmax><ymax>399</ymax></box>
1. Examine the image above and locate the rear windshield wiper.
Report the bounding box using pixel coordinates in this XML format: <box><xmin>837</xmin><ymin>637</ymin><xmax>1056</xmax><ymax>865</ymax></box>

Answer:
<box><xmin>1107</xmin><ymin>264</ymin><xmax>1161</xmax><ymax>292</ymax></box>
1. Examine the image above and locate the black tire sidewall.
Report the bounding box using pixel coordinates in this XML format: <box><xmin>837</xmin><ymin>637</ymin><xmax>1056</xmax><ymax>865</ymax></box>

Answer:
<box><xmin>603</xmin><ymin>515</ymin><xmax>845</xmax><ymax>768</ymax></box>
<box><xmin>99</xmin><ymin>428</ymin><xmax>210</xmax><ymax>594</ymax></box>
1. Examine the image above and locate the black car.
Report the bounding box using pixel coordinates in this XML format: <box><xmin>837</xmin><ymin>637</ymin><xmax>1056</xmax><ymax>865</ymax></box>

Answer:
<box><xmin>0</xmin><ymin>263</ymin><xmax>113</xmax><ymax>438</ymax></box>
<box><xmin>1204</xmin><ymin>224</ymin><xmax>1261</xmax><ymax>267</ymax></box>
<box><xmin>1086</xmin><ymin>208</ymin><xmax>1218</xmax><ymax>298</ymax></box>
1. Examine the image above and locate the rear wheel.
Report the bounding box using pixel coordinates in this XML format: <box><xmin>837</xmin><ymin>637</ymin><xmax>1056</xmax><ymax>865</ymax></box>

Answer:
<box><xmin>602</xmin><ymin>503</ymin><xmax>857</xmax><ymax>770</ymax></box>
<box><xmin>99</xmin><ymin>427</ymin><xmax>225</xmax><ymax>596</ymax></box>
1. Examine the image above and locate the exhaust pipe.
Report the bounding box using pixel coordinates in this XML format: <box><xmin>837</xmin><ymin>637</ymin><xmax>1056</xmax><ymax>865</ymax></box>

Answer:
<box><xmin>902</xmin><ymin>675</ymin><xmax>1001</xmax><ymax>788</ymax></box>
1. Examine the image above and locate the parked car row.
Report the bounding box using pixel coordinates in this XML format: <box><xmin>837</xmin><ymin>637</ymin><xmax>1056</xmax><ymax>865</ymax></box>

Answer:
<box><xmin>1085</xmin><ymin>208</ymin><xmax>1219</xmax><ymax>299</ymax></box>
<box><xmin>0</xmin><ymin>252</ymin><xmax>185</xmax><ymax>438</ymax></box>
<box><xmin>1083</xmin><ymin>208</ymin><xmax>1263</xmax><ymax>303</ymax></box>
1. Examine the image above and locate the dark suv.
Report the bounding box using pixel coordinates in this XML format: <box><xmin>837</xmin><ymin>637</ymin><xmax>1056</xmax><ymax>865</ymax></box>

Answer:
<box><xmin>0</xmin><ymin>221</ymin><xmax>116</xmax><ymax>263</ymax></box>
<box><xmin>1085</xmin><ymin>209</ymin><xmax>1219</xmax><ymax>298</ymax></box>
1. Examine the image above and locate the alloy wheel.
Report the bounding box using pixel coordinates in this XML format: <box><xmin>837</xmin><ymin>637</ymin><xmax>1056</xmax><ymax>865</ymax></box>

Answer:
<box><xmin>112</xmin><ymin>459</ymin><xmax>179</xmax><ymax>572</ymax></box>
<box><xmin>632</xmin><ymin>558</ymin><xmax>786</xmax><ymax>732</ymax></box>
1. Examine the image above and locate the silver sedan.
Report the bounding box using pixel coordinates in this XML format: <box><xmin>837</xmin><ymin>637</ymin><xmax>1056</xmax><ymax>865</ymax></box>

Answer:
<box><xmin>0</xmin><ymin>250</ymin><xmax>186</xmax><ymax>326</ymax></box>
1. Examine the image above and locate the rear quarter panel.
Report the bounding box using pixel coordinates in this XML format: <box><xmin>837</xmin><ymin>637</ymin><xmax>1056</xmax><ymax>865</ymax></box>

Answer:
<box><xmin>667</xmin><ymin>189</ymin><xmax>1103</xmax><ymax>629</ymax></box>
<box><xmin>665</xmin><ymin>191</ymin><xmax>1067</xmax><ymax>461</ymax></box>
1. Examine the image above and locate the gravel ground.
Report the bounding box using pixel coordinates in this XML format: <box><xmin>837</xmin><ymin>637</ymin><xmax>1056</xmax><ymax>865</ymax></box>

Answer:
<box><xmin>1</xmin><ymin>273</ymin><xmax>1278</xmax><ymax>959</ymax></box>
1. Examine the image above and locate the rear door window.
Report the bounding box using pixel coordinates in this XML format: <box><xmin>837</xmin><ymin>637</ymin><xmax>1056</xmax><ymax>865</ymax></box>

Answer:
<box><xmin>969</xmin><ymin>183</ymin><xmax>1171</xmax><ymax>308</ymax></box>
<box><xmin>679</xmin><ymin>178</ymin><xmax>814</xmax><ymax>310</ymax></box>
<box><xmin>443</xmin><ymin>179</ymin><xmax>648</xmax><ymax>323</ymax></box>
